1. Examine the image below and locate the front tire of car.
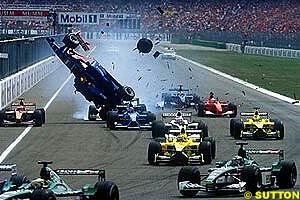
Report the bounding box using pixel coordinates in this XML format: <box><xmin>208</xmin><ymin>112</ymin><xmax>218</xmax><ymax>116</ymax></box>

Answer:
<box><xmin>178</xmin><ymin>166</ymin><xmax>200</xmax><ymax>197</ymax></box>
<box><xmin>30</xmin><ymin>188</ymin><xmax>57</xmax><ymax>200</ymax></box>
<box><xmin>241</xmin><ymin>166</ymin><xmax>262</xmax><ymax>193</ymax></box>
<box><xmin>88</xmin><ymin>105</ymin><xmax>98</xmax><ymax>121</ymax></box>
<box><xmin>199</xmin><ymin>141</ymin><xmax>212</xmax><ymax>164</ymax></box>
<box><xmin>94</xmin><ymin>181</ymin><xmax>119</xmax><ymax>200</ymax></box>
<box><xmin>148</xmin><ymin>141</ymin><xmax>161</xmax><ymax>165</ymax></box>
<box><xmin>107</xmin><ymin>111</ymin><xmax>118</xmax><ymax>130</ymax></box>
<box><xmin>277</xmin><ymin>160</ymin><xmax>297</xmax><ymax>188</ymax></box>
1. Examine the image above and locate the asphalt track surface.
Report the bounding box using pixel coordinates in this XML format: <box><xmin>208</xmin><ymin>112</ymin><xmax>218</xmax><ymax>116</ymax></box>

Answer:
<box><xmin>0</xmin><ymin>40</ymin><xmax>299</xmax><ymax>200</ymax></box>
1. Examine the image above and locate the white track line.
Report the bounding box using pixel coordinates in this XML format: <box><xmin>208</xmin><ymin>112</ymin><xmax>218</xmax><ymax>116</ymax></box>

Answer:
<box><xmin>177</xmin><ymin>55</ymin><xmax>300</xmax><ymax>105</ymax></box>
<box><xmin>0</xmin><ymin>75</ymin><xmax>72</xmax><ymax>163</ymax></box>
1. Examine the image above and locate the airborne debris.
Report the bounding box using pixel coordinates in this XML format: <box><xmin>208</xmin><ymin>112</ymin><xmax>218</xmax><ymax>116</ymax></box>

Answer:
<box><xmin>167</xmin><ymin>62</ymin><xmax>170</xmax><ymax>69</ymax></box>
<box><xmin>101</xmin><ymin>31</ymin><xmax>105</xmax><ymax>34</ymax></box>
<box><xmin>136</xmin><ymin>38</ymin><xmax>153</xmax><ymax>53</ymax></box>
<box><xmin>157</xmin><ymin>6</ymin><xmax>164</xmax><ymax>14</ymax></box>
<box><xmin>242</xmin><ymin>91</ymin><xmax>246</xmax><ymax>96</ymax></box>
<box><xmin>225</xmin><ymin>92</ymin><xmax>229</xmax><ymax>95</ymax></box>
<box><xmin>188</xmin><ymin>67</ymin><xmax>192</xmax><ymax>71</ymax></box>
<box><xmin>161</xmin><ymin>79</ymin><xmax>167</xmax><ymax>82</ymax></box>
<box><xmin>112</xmin><ymin>62</ymin><xmax>115</xmax><ymax>70</ymax></box>
<box><xmin>106</xmin><ymin>22</ymin><xmax>110</xmax><ymax>26</ymax></box>
<box><xmin>138</xmin><ymin>77</ymin><xmax>142</xmax><ymax>81</ymax></box>
<box><xmin>154</xmin><ymin>40</ymin><xmax>160</xmax><ymax>45</ymax></box>
<box><xmin>146</xmin><ymin>82</ymin><xmax>150</xmax><ymax>87</ymax></box>
<box><xmin>153</xmin><ymin>51</ymin><xmax>162</xmax><ymax>59</ymax></box>
<box><xmin>147</xmin><ymin>68</ymin><xmax>151</xmax><ymax>71</ymax></box>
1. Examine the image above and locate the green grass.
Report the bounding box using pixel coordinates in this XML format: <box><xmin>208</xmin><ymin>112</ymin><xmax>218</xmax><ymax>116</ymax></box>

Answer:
<box><xmin>176</xmin><ymin>49</ymin><xmax>300</xmax><ymax>99</ymax></box>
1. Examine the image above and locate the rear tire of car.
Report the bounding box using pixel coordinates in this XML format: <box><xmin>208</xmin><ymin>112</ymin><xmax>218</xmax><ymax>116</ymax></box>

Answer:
<box><xmin>30</xmin><ymin>188</ymin><xmax>57</xmax><ymax>200</ymax></box>
<box><xmin>151</xmin><ymin>120</ymin><xmax>166</xmax><ymax>139</ymax></box>
<box><xmin>178</xmin><ymin>166</ymin><xmax>200</xmax><ymax>197</ymax></box>
<box><xmin>230</xmin><ymin>119</ymin><xmax>237</xmax><ymax>136</ymax></box>
<box><xmin>88</xmin><ymin>105</ymin><xmax>98</xmax><ymax>121</ymax></box>
<box><xmin>241</xmin><ymin>166</ymin><xmax>262</xmax><ymax>193</ymax></box>
<box><xmin>148</xmin><ymin>141</ymin><xmax>161</xmax><ymax>165</ymax></box>
<box><xmin>62</xmin><ymin>33</ymin><xmax>80</xmax><ymax>49</ymax></box>
<box><xmin>139</xmin><ymin>104</ymin><xmax>147</xmax><ymax>112</ymax></box>
<box><xmin>197</xmin><ymin>101</ymin><xmax>205</xmax><ymax>117</ymax></box>
<box><xmin>120</xmin><ymin>86</ymin><xmax>135</xmax><ymax>101</ymax></box>
<box><xmin>146</xmin><ymin>112</ymin><xmax>156</xmax><ymax>123</ymax></box>
<box><xmin>107</xmin><ymin>111</ymin><xmax>118</xmax><ymax>130</ymax></box>
<box><xmin>10</xmin><ymin>175</ymin><xmax>29</xmax><ymax>187</ymax></box>
<box><xmin>228</xmin><ymin>103</ymin><xmax>237</xmax><ymax>117</ymax></box>
<box><xmin>273</xmin><ymin>119</ymin><xmax>284</xmax><ymax>139</ymax></box>
<box><xmin>199</xmin><ymin>141</ymin><xmax>212</xmax><ymax>164</ymax></box>
<box><xmin>94</xmin><ymin>181</ymin><xmax>119</xmax><ymax>200</ymax></box>
<box><xmin>0</xmin><ymin>110</ymin><xmax>5</xmax><ymax>127</ymax></box>
<box><xmin>277</xmin><ymin>160</ymin><xmax>297</xmax><ymax>189</ymax></box>
<box><xmin>36</xmin><ymin>108</ymin><xmax>46</xmax><ymax>124</ymax></box>
<box><xmin>203</xmin><ymin>137</ymin><xmax>216</xmax><ymax>159</ymax></box>
<box><xmin>233</xmin><ymin>120</ymin><xmax>243</xmax><ymax>139</ymax></box>
<box><xmin>33</xmin><ymin>109</ymin><xmax>43</xmax><ymax>127</ymax></box>
<box><xmin>194</xmin><ymin>120</ymin><xmax>208</xmax><ymax>137</ymax></box>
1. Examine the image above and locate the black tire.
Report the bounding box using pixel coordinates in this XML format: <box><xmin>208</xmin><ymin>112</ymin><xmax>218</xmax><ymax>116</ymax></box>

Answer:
<box><xmin>233</xmin><ymin>120</ymin><xmax>243</xmax><ymax>139</ymax></box>
<box><xmin>10</xmin><ymin>175</ymin><xmax>29</xmax><ymax>187</ymax></box>
<box><xmin>0</xmin><ymin>110</ymin><xmax>5</xmax><ymax>127</ymax></box>
<box><xmin>139</xmin><ymin>104</ymin><xmax>147</xmax><ymax>112</ymax></box>
<box><xmin>241</xmin><ymin>166</ymin><xmax>262</xmax><ymax>193</ymax></box>
<box><xmin>33</xmin><ymin>109</ymin><xmax>43</xmax><ymax>127</ymax></box>
<box><xmin>30</xmin><ymin>188</ymin><xmax>57</xmax><ymax>200</ymax></box>
<box><xmin>88</xmin><ymin>105</ymin><xmax>98</xmax><ymax>121</ymax></box>
<box><xmin>178</xmin><ymin>166</ymin><xmax>200</xmax><ymax>197</ymax></box>
<box><xmin>146</xmin><ymin>112</ymin><xmax>156</xmax><ymax>122</ymax></box>
<box><xmin>195</xmin><ymin>120</ymin><xmax>208</xmax><ymax>138</ymax></box>
<box><xmin>197</xmin><ymin>101</ymin><xmax>205</xmax><ymax>117</ymax></box>
<box><xmin>99</xmin><ymin>106</ymin><xmax>108</xmax><ymax>121</ymax></box>
<box><xmin>151</xmin><ymin>120</ymin><xmax>167</xmax><ymax>139</ymax></box>
<box><xmin>37</xmin><ymin>109</ymin><xmax>46</xmax><ymax>124</ymax></box>
<box><xmin>94</xmin><ymin>181</ymin><xmax>119</xmax><ymax>200</ymax></box>
<box><xmin>199</xmin><ymin>141</ymin><xmax>212</xmax><ymax>164</ymax></box>
<box><xmin>137</xmin><ymin>38</ymin><xmax>153</xmax><ymax>53</ymax></box>
<box><xmin>273</xmin><ymin>119</ymin><xmax>284</xmax><ymax>139</ymax></box>
<box><xmin>120</xmin><ymin>86</ymin><xmax>135</xmax><ymax>101</ymax></box>
<box><xmin>148</xmin><ymin>141</ymin><xmax>161</xmax><ymax>165</ymax></box>
<box><xmin>228</xmin><ymin>103</ymin><xmax>237</xmax><ymax>117</ymax></box>
<box><xmin>62</xmin><ymin>33</ymin><xmax>80</xmax><ymax>49</ymax></box>
<box><xmin>230</xmin><ymin>119</ymin><xmax>237</xmax><ymax>136</ymax></box>
<box><xmin>203</xmin><ymin>137</ymin><xmax>216</xmax><ymax>159</ymax></box>
<box><xmin>107</xmin><ymin>111</ymin><xmax>118</xmax><ymax>130</ymax></box>
<box><xmin>277</xmin><ymin>160</ymin><xmax>297</xmax><ymax>189</ymax></box>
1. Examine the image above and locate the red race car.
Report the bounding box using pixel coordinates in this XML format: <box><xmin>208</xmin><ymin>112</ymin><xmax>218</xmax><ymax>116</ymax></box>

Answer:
<box><xmin>197</xmin><ymin>92</ymin><xmax>237</xmax><ymax>117</ymax></box>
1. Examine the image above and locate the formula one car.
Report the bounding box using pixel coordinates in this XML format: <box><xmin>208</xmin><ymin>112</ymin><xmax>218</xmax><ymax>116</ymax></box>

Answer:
<box><xmin>0</xmin><ymin>161</ymin><xmax>119</xmax><ymax>200</ymax></box>
<box><xmin>230</xmin><ymin>108</ymin><xmax>284</xmax><ymax>139</ymax></box>
<box><xmin>178</xmin><ymin>142</ymin><xmax>297</xmax><ymax>197</ymax></box>
<box><xmin>148</xmin><ymin>126</ymin><xmax>215</xmax><ymax>165</ymax></box>
<box><xmin>197</xmin><ymin>92</ymin><xmax>237</xmax><ymax>117</ymax></box>
<box><xmin>46</xmin><ymin>31</ymin><xmax>135</xmax><ymax>120</ymax></box>
<box><xmin>157</xmin><ymin>85</ymin><xmax>200</xmax><ymax>109</ymax></box>
<box><xmin>0</xmin><ymin>98</ymin><xmax>45</xmax><ymax>127</ymax></box>
<box><xmin>106</xmin><ymin>99</ymin><xmax>156</xmax><ymax>130</ymax></box>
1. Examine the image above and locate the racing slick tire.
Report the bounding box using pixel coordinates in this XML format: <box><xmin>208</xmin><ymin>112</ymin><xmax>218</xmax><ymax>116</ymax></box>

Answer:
<box><xmin>241</xmin><ymin>166</ymin><xmax>262</xmax><ymax>193</ymax></box>
<box><xmin>10</xmin><ymin>175</ymin><xmax>29</xmax><ymax>187</ymax></box>
<box><xmin>228</xmin><ymin>103</ymin><xmax>237</xmax><ymax>118</ymax></box>
<box><xmin>33</xmin><ymin>109</ymin><xmax>43</xmax><ymax>127</ymax></box>
<box><xmin>37</xmin><ymin>108</ymin><xmax>46</xmax><ymax>124</ymax></box>
<box><xmin>151</xmin><ymin>120</ymin><xmax>167</xmax><ymax>138</ymax></box>
<box><xmin>199</xmin><ymin>141</ymin><xmax>212</xmax><ymax>164</ymax></box>
<box><xmin>88</xmin><ymin>105</ymin><xmax>98</xmax><ymax>121</ymax></box>
<box><xmin>30</xmin><ymin>188</ymin><xmax>57</xmax><ymax>200</ymax></box>
<box><xmin>146</xmin><ymin>112</ymin><xmax>156</xmax><ymax>123</ymax></box>
<box><xmin>94</xmin><ymin>181</ymin><xmax>119</xmax><ymax>200</ymax></box>
<box><xmin>62</xmin><ymin>33</ymin><xmax>80</xmax><ymax>49</ymax></box>
<box><xmin>197</xmin><ymin>101</ymin><xmax>205</xmax><ymax>117</ymax></box>
<box><xmin>273</xmin><ymin>119</ymin><xmax>284</xmax><ymax>139</ymax></box>
<box><xmin>178</xmin><ymin>166</ymin><xmax>200</xmax><ymax>197</ymax></box>
<box><xmin>139</xmin><ymin>104</ymin><xmax>147</xmax><ymax>112</ymax></box>
<box><xmin>233</xmin><ymin>120</ymin><xmax>243</xmax><ymax>139</ymax></box>
<box><xmin>99</xmin><ymin>106</ymin><xmax>109</xmax><ymax>121</ymax></box>
<box><xmin>195</xmin><ymin>120</ymin><xmax>208</xmax><ymax>138</ymax></box>
<box><xmin>230</xmin><ymin>119</ymin><xmax>237</xmax><ymax>136</ymax></box>
<box><xmin>0</xmin><ymin>110</ymin><xmax>5</xmax><ymax>127</ymax></box>
<box><xmin>277</xmin><ymin>160</ymin><xmax>297</xmax><ymax>189</ymax></box>
<box><xmin>107</xmin><ymin>111</ymin><xmax>118</xmax><ymax>130</ymax></box>
<box><xmin>203</xmin><ymin>137</ymin><xmax>216</xmax><ymax>159</ymax></box>
<box><xmin>120</xmin><ymin>86</ymin><xmax>135</xmax><ymax>101</ymax></box>
<box><xmin>148</xmin><ymin>141</ymin><xmax>161</xmax><ymax>165</ymax></box>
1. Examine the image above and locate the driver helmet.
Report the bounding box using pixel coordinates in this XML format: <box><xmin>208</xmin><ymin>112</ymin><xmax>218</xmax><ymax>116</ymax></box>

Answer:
<box><xmin>126</xmin><ymin>103</ymin><xmax>134</xmax><ymax>113</ymax></box>
<box><xmin>231</xmin><ymin>156</ymin><xmax>244</xmax><ymax>166</ymax></box>
<box><xmin>175</xmin><ymin>112</ymin><xmax>184</xmax><ymax>124</ymax></box>
<box><xmin>253</xmin><ymin>110</ymin><xmax>260</xmax><ymax>121</ymax></box>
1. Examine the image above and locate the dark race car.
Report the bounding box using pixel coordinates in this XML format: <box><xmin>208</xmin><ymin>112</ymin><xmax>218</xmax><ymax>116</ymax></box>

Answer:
<box><xmin>0</xmin><ymin>161</ymin><xmax>119</xmax><ymax>200</ymax></box>
<box><xmin>46</xmin><ymin>32</ymin><xmax>135</xmax><ymax>120</ymax></box>
<box><xmin>197</xmin><ymin>92</ymin><xmax>237</xmax><ymax>117</ymax></box>
<box><xmin>178</xmin><ymin>142</ymin><xmax>297</xmax><ymax>197</ymax></box>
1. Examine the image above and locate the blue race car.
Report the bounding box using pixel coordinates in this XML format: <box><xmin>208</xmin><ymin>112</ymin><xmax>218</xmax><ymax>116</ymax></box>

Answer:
<box><xmin>46</xmin><ymin>32</ymin><xmax>135</xmax><ymax>120</ymax></box>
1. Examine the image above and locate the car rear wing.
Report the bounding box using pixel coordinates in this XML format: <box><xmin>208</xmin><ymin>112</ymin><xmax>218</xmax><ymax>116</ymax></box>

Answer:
<box><xmin>169</xmin><ymin>129</ymin><xmax>202</xmax><ymax>134</ymax></box>
<box><xmin>169</xmin><ymin>88</ymin><xmax>189</xmax><ymax>92</ymax></box>
<box><xmin>240</xmin><ymin>112</ymin><xmax>268</xmax><ymax>117</ymax></box>
<box><xmin>246</xmin><ymin>149</ymin><xmax>284</xmax><ymax>161</ymax></box>
<box><xmin>162</xmin><ymin>112</ymin><xmax>192</xmax><ymax>118</ymax></box>
<box><xmin>0</xmin><ymin>164</ymin><xmax>17</xmax><ymax>174</ymax></box>
<box><xmin>54</xmin><ymin>169</ymin><xmax>105</xmax><ymax>181</ymax></box>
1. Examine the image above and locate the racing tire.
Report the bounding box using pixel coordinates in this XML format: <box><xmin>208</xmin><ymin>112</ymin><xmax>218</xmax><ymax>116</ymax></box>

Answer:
<box><xmin>203</xmin><ymin>137</ymin><xmax>216</xmax><ymax>159</ymax></box>
<box><xmin>178</xmin><ymin>166</ymin><xmax>200</xmax><ymax>197</ymax></box>
<box><xmin>230</xmin><ymin>119</ymin><xmax>237</xmax><ymax>136</ymax></box>
<box><xmin>0</xmin><ymin>110</ymin><xmax>5</xmax><ymax>127</ymax></box>
<box><xmin>197</xmin><ymin>120</ymin><xmax>208</xmax><ymax>138</ymax></box>
<box><xmin>146</xmin><ymin>112</ymin><xmax>156</xmax><ymax>123</ymax></box>
<box><xmin>199</xmin><ymin>141</ymin><xmax>212</xmax><ymax>164</ymax></box>
<box><xmin>30</xmin><ymin>188</ymin><xmax>57</xmax><ymax>200</ymax></box>
<box><xmin>33</xmin><ymin>109</ymin><xmax>43</xmax><ymax>127</ymax></box>
<box><xmin>273</xmin><ymin>119</ymin><xmax>284</xmax><ymax>140</ymax></box>
<box><xmin>10</xmin><ymin>175</ymin><xmax>29</xmax><ymax>187</ymax></box>
<box><xmin>148</xmin><ymin>141</ymin><xmax>161</xmax><ymax>165</ymax></box>
<box><xmin>88</xmin><ymin>105</ymin><xmax>98</xmax><ymax>121</ymax></box>
<box><xmin>197</xmin><ymin>101</ymin><xmax>205</xmax><ymax>117</ymax></box>
<box><xmin>241</xmin><ymin>166</ymin><xmax>262</xmax><ymax>193</ymax></box>
<box><xmin>233</xmin><ymin>120</ymin><xmax>243</xmax><ymax>139</ymax></box>
<box><xmin>139</xmin><ymin>104</ymin><xmax>147</xmax><ymax>112</ymax></box>
<box><xmin>94</xmin><ymin>181</ymin><xmax>119</xmax><ymax>200</ymax></box>
<box><xmin>107</xmin><ymin>111</ymin><xmax>118</xmax><ymax>130</ymax></box>
<box><xmin>99</xmin><ymin>106</ymin><xmax>109</xmax><ymax>121</ymax></box>
<box><xmin>62</xmin><ymin>33</ymin><xmax>80</xmax><ymax>49</ymax></box>
<box><xmin>37</xmin><ymin>108</ymin><xmax>46</xmax><ymax>124</ymax></box>
<box><xmin>120</xmin><ymin>86</ymin><xmax>135</xmax><ymax>101</ymax></box>
<box><xmin>277</xmin><ymin>160</ymin><xmax>297</xmax><ymax>189</ymax></box>
<box><xmin>151</xmin><ymin>120</ymin><xmax>167</xmax><ymax>139</ymax></box>
<box><xmin>228</xmin><ymin>103</ymin><xmax>237</xmax><ymax>118</ymax></box>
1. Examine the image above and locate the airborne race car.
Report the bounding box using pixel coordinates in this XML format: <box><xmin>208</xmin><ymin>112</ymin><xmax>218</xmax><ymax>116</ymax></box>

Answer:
<box><xmin>0</xmin><ymin>161</ymin><xmax>119</xmax><ymax>200</ymax></box>
<box><xmin>0</xmin><ymin>99</ymin><xmax>45</xmax><ymax>127</ymax></box>
<box><xmin>178</xmin><ymin>142</ymin><xmax>297</xmax><ymax>197</ymax></box>
<box><xmin>230</xmin><ymin>109</ymin><xmax>284</xmax><ymax>139</ymax></box>
<box><xmin>46</xmin><ymin>32</ymin><xmax>135</xmax><ymax>121</ymax></box>
<box><xmin>106</xmin><ymin>99</ymin><xmax>156</xmax><ymax>130</ymax></box>
<box><xmin>197</xmin><ymin>93</ymin><xmax>237</xmax><ymax>117</ymax></box>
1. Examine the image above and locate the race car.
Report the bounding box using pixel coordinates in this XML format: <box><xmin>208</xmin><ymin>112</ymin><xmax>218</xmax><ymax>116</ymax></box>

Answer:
<box><xmin>148</xmin><ymin>126</ymin><xmax>215</xmax><ymax>165</ymax></box>
<box><xmin>230</xmin><ymin>108</ymin><xmax>284</xmax><ymax>139</ymax></box>
<box><xmin>0</xmin><ymin>161</ymin><xmax>119</xmax><ymax>200</ymax></box>
<box><xmin>46</xmin><ymin>31</ymin><xmax>135</xmax><ymax>120</ymax></box>
<box><xmin>106</xmin><ymin>99</ymin><xmax>156</xmax><ymax>130</ymax></box>
<box><xmin>178</xmin><ymin>142</ymin><xmax>297</xmax><ymax>197</ymax></box>
<box><xmin>161</xmin><ymin>47</ymin><xmax>176</xmax><ymax>60</ymax></box>
<box><xmin>0</xmin><ymin>98</ymin><xmax>45</xmax><ymax>127</ymax></box>
<box><xmin>157</xmin><ymin>85</ymin><xmax>200</xmax><ymax>109</ymax></box>
<box><xmin>197</xmin><ymin>92</ymin><xmax>237</xmax><ymax>117</ymax></box>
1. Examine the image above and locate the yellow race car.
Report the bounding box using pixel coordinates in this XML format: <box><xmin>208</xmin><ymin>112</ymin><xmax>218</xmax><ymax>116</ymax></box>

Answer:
<box><xmin>148</xmin><ymin>127</ymin><xmax>215</xmax><ymax>165</ymax></box>
<box><xmin>230</xmin><ymin>108</ymin><xmax>284</xmax><ymax>139</ymax></box>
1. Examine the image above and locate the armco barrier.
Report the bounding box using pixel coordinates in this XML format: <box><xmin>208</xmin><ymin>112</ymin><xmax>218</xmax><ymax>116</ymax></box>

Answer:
<box><xmin>0</xmin><ymin>56</ymin><xmax>59</xmax><ymax>109</ymax></box>
<box><xmin>226</xmin><ymin>43</ymin><xmax>300</xmax><ymax>58</ymax></box>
